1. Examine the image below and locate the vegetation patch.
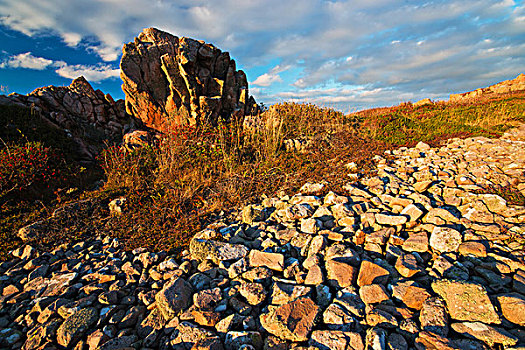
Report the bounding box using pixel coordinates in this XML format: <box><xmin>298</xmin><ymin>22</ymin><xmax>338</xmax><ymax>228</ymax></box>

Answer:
<box><xmin>1</xmin><ymin>92</ymin><xmax>524</xmax><ymax>259</ymax></box>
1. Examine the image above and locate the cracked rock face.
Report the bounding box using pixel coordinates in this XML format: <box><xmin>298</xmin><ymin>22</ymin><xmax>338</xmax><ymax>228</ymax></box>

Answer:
<box><xmin>0</xmin><ymin>76</ymin><xmax>139</xmax><ymax>161</ymax></box>
<box><xmin>120</xmin><ymin>27</ymin><xmax>258</xmax><ymax>132</ymax></box>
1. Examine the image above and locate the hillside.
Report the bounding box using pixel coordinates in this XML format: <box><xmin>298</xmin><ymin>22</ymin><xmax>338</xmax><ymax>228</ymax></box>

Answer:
<box><xmin>0</xmin><ymin>28</ymin><xmax>524</xmax><ymax>350</ymax></box>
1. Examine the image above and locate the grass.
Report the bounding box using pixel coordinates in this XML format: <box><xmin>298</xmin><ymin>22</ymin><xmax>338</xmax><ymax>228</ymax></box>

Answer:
<box><xmin>354</xmin><ymin>92</ymin><xmax>525</xmax><ymax>147</ymax></box>
<box><xmin>0</xmin><ymin>91</ymin><xmax>524</xmax><ymax>259</ymax></box>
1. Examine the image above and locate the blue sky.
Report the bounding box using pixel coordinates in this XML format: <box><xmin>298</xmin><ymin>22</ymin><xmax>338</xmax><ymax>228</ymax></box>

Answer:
<box><xmin>0</xmin><ymin>0</ymin><xmax>524</xmax><ymax>112</ymax></box>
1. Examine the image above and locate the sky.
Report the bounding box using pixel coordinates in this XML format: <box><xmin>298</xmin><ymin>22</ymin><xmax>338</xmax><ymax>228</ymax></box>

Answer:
<box><xmin>0</xmin><ymin>0</ymin><xmax>524</xmax><ymax>112</ymax></box>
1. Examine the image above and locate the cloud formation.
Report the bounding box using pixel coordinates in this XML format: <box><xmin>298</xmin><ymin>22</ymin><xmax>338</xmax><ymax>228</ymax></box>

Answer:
<box><xmin>1</xmin><ymin>52</ymin><xmax>119</xmax><ymax>82</ymax></box>
<box><xmin>0</xmin><ymin>52</ymin><xmax>54</xmax><ymax>70</ymax></box>
<box><xmin>0</xmin><ymin>0</ymin><xmax>524</xmax><ymax>109</ymax></box>
<box><xmin>54</xmin><ymin>64</ymin><xmax>120</xmax><ymax>82</ymax></box>
<box><xmin>252</xmin><ymin>65</ymin><xmax>290</xmax><ymax>86</ymax></box>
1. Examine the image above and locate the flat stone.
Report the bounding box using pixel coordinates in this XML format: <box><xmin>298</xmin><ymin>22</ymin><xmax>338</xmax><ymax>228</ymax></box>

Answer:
<box><xmin>309</xmin><ymin>330</ymin><xmax>364</xmax><ymax>350</ymax></box>
<box><xmin>395</xmin><ymin>253</ymin><xmax>420</xmax><ymax>278</ymax></box>
<box><xmin>415</xmin><ymin>331</ymin><xmax>461</xmax><ymax>350</ymax></box>
<box><xmin>190</xmin><ymin>239</ymin><xmax>249</xmax><ymax>264</ymax></box>
<box><xmin>357</xmin><ymin>260</ymin><xmax>390</xmax><ymax>286</ymax></box>
<box><xmin>366</xmin><ymin>228</ymin><xmax>393</xmax><ymax>245</ymax></box>
<box><xmin>375</xmin><ymin>213</ymin><xmax>407</xmax><ymax>226</ymax></box>
<box><xmin>400</xmin><ymin>285</ymin><xmax>430</xmax><ymax>310</ymax></box>
<box><xmin>304</xmin><ymin>264</ymin><xmax>324</xmax><ymax>285</ymax></box>
<box><xmin>496</xmin><ymin>293</ymin><xmax>525</xmax><ymax>326</ymax></box>
<box><xmin>478</xmin><ymin>194</ymin><xmax>507</xmax><ymax>214</ymax></box>
<box><xmin>458</xmin><ymin>241</ymin><xmax>487</xmax><ymax>257</ymax></box>
<box><xmin>401</xmin><ymin>204</ymin><xmax>424</xmax><ymax>222</ymax></box>
<box><xmin>191</xmin><ymin>309</ymin><xmax>221</xmax><ymax>327</ymax></box>
<box><xmin>193</xmin><ymin>288</ymin><xmax>222</xmax><ymax>310</ymax></box>
<box><xmin>323</xmin><ymin>303</ymin><xmax>355</xmax><ymax>330</ymax></box>
<box><xmin>451</xmin><ymin>322</ymin><xmax>518</xmax><ymax>347</ymax></box>
<box><xmin>239</xmin><ymin>282</ymin><xmax>266</xmax><ymax>306</ymax></box>
<box><xmin>326</xmin><ymin>258</ymin><xmax>357</xmax><ymax>288</ymax></box>
<box><xmin>402</xmin><ymin>232</ymin><xmax>428</xmax><ymax>253</ymax></box>
<box><xmin>308</xmin><ymin>235</ymin><xmax>327</xmax><ymax>256</ymax></box>
<box><xmin>413</xmin><ymin>180</ymin><xmax>433</xmax><ymax>193</ymax></box>
<box><xmin>215</xmin><ymin>314</ymin><xmax>243</xmax><ymax>334</ymax></box>
<box><xmin>270</xmin><ymin>282</ymin><xmax>312</xmax><ymax>305</ymax></box>
<box><xmin>155</xmin><ymin>277</ymin><xmax>193</xmax><ymax>320</ymax></box>
<box><xmin>366</xmin><ymin>308</ymin><xmax>398</xmax><ymax>328</ymax></box>
<box><xmin>432</xmin><ymin>280</ymin><xmax>500</xmax><ymax>323</ymax></box>
<box><xmin>171</xmin><ymin>322</ymin><xmax>218</xmax><ymax>349</ymax></box>
<box><xmin>359</xmin><ymin>284</ymin><xmax>389</xmax><ymax>304</ymax></box>
<box><xmin>424</xmin><ymin>208</ymin><xmax>460</xmax><ymax>225</ymax></box>
<box><xmin>40</xmin><ymin>272</ymin><xmax>78</xmax><ymax>297</ymax></box>
<box><xmin>260</xmin><ymin>297</ymin><xmax>319</xmax><ymax>342</ymax></box>
<box><xmin>249</xmin><ymin>250</ymin><xmax>284</xmax><ymax>271</ymax></box>
<box><xmin>429</xmin><ymin>226</ymin><xmax>462</xmax><ymax>252</ymax></box>
<box><xmin>56</xmin><ymin>307</ymin><xmax>98</xmax><ymax>347</ymax></box>
<box><xmin>301</xmin><ymin>217</ymin><xmax>321</xmax><ymax>234</ymax></box>
<box><xmin>419</xmin><ymin>297</ymin><xmax>449</xmax><ymax>336</ymax></box>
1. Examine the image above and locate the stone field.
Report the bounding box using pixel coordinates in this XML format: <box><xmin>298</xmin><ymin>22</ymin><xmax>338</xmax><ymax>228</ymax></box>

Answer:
<box><xmin>1</xmin><ymin>125</ymin><xmax>525</xmax><ymax>350</ymax></box>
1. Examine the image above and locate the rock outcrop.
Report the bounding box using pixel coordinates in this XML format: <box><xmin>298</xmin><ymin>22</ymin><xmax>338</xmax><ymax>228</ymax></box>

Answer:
<box><xmin>0</xmin><ymin>77</ymin><xmax>140</xmax><ymax>160</ymax></box>
<box><xmin>120</xmin><ymin>27</ymin><xmax>258</xmax><ymax>132</ymax></box>
<box><xmin>450</xmin><ymin>73</ymin><xmax>525</xmax><ymax>102</ymax></box>
<box><xmin>3</xmin><ymin>124</ymin><xmax>525</xmax><ymax>349</ymax></box>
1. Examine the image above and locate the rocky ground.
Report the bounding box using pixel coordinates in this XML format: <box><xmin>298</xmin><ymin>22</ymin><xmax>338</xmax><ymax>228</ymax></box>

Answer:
<box><xmin>1</xmin><ymin>125</ymin><xmax>525</xmax><ymax>350</ymax></box>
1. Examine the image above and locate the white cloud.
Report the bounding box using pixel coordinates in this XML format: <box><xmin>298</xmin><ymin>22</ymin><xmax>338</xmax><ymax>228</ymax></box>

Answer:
<box><xmin>62</xmin><ymin>32</ymin><xmax>82</xmax><ymax>46</ymax></box>
<box><xmin>54</xmin><ymin>63</ymin><xmax>120</xmax><ymax>82</ymax></box>
<box><xmin>252</xmin><ymin>73</ymin><xmax>283</xmax><ymax>87</ymax></box>
<box><xmin>1</xmin><ymin>52</ymin><xmax>119</xmax><ymax>82</ymax></box>
<box><xmin>0</xmin><ymin>52</ymin><xmax>54</xmax><ymax>70</ymax></box>
<box><xmin>251</xmin><ymin>64</ymin><xmax>290</xmax><ymax>86</ymax></box>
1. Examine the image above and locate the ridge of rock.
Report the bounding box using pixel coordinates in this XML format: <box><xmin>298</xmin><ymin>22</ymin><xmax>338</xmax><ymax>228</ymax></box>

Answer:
<box><xmin>450</xmin><ymin>73</ymin><xmax>525</xmax><ymax>102</ymax></box>
<box><xmin>120</xmin><ymin>27</ymin><xmax>259</xmax><ymax>132</ymax></box>
<box><xmin>0</xmin><ymin>76</ymin><xmax>141</xmax><ymax>160</ymax></box>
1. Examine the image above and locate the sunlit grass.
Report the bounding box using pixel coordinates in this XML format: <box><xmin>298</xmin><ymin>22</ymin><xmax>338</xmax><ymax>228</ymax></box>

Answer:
<box><xmin>1</xmin><ymin>91</ymin><xmax>524</xmax><ymax>258</ymax></box>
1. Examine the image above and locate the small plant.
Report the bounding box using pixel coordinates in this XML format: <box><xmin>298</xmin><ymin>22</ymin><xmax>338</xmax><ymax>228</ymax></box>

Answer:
<box><xmin>0</xmin><ymin>141</ymin><xmax>68</xmax><ymax>197</ymax></box>
<box><xmin>98</xmin><ymin>144</ymin><xmax>157</xmax><ymax>190</ymax></box>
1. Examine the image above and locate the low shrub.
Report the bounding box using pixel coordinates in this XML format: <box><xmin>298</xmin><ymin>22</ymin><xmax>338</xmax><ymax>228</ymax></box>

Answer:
<box><xmin>0</xmin><ymin>141</ymin><xmax>69</xmax><ymax>197</ymax></box>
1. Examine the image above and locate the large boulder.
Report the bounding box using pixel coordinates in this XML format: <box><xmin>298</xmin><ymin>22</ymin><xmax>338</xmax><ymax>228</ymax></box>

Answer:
<box><xmin>120</xmin><ymin>27</ymin><xmax>258</xmax><ymax>132</ymax></box>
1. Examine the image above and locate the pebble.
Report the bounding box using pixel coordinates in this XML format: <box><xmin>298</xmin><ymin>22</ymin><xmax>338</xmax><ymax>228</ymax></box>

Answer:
<box><xmin>2</xmin><ymin>125</ymin><xmax>525</xmax><ymax>349</ymax></box>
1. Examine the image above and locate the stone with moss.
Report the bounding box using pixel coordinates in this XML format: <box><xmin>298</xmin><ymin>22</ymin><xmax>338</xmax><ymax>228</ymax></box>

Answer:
<box><xmin>190</xmin><ymin>238</ymin><xmax>249</xmax><ymax>265</ymax></box>
<box><xmin>431</xmin><ymin>280</ymin><xmax>500</xmax><ymax>324</ymax></box>
<box><xmin>56</xmin><ymin>307</ymin><xmax>98</xmax><ymax>347</ymax></box>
